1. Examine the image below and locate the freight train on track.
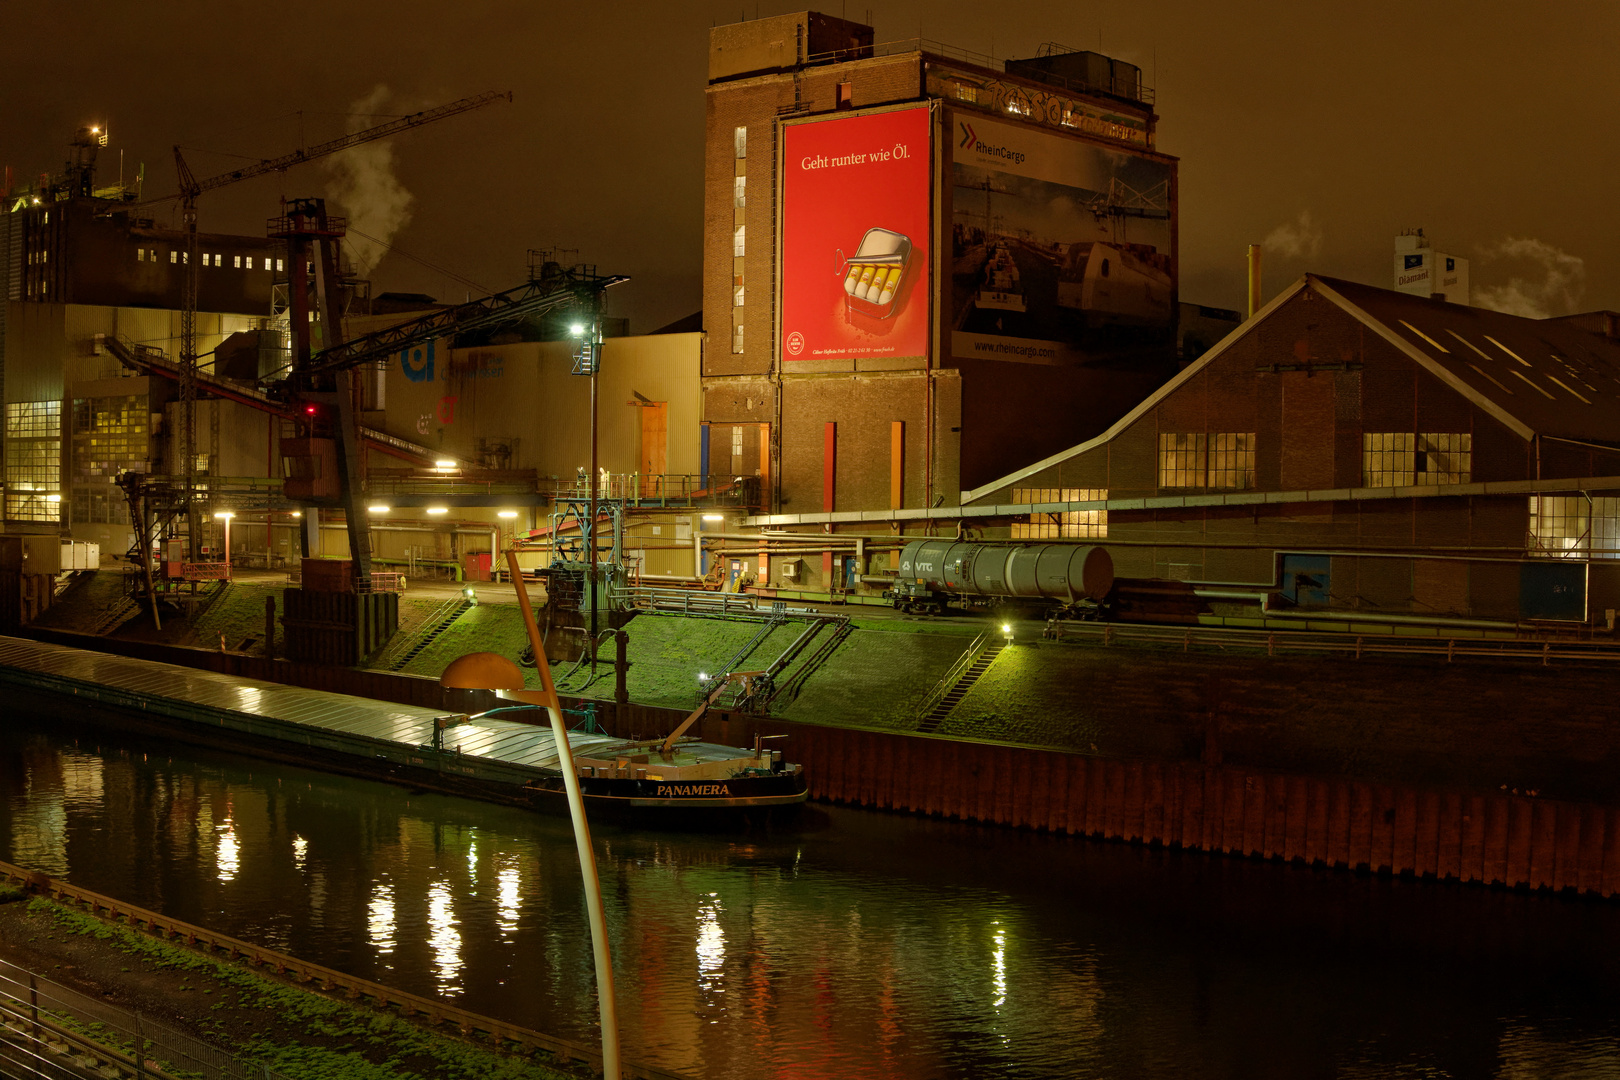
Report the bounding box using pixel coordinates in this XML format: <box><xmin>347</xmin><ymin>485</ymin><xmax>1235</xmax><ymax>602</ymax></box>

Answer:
<box><xmin>884</xmin><ymin>540</ymin><xmax>1116</xmax><ymax>617</ymax></box>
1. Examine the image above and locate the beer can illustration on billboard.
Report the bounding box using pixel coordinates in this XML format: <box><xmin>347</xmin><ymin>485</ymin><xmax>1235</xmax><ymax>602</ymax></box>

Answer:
<box><xmin>836</xmin><ymin>227</ymin><xmax>912</xmax><ymax>320</ymax></box>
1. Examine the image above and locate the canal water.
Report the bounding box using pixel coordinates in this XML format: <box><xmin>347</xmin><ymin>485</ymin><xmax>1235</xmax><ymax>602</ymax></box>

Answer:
<box><xmin>2</xmin><ymin>705</ymin><xmax>1619</xmax><ymax>1080</ymax></box>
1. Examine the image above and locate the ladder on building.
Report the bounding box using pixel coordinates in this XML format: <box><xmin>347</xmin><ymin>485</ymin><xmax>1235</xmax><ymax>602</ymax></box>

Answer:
<box><xmin>385</xmin><ymin>598</ymin><xmax>471</xmax><ymax>672</ymax></box>
<box><xmin>917</xmin><ymin>637</ymin><xmax>1004</xmax><ymax>732</ymax></box>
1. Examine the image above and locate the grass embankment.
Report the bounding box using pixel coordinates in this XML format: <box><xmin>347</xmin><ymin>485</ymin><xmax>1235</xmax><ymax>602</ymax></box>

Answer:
<box><xmin>0</xmin><ymin>892</ymin><xmax>581</xmax><ymax>1080</ymax></box>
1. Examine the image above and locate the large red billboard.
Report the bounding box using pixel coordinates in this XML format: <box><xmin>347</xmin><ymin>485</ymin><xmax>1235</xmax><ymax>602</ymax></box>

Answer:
<box><xmin>780</xmin><ymin>106</ymin><xmax>931</xmax><ymax>362</ymax></box>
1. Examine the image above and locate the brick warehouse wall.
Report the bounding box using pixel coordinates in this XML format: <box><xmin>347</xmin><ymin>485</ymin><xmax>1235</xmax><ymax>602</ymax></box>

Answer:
<box><xmin>703</xmin><ymin>33</ymin><xmax>1181</xmax><ymax>521</ymax></box>
<box><xmin>971</xmin><ymin>286</ymin><xmax>1566</xmax><ymax>612</ymax></box>
<box><xmin>703</xmin><ymin>54</ymin><xmax>925</xmax><ymax>382</ymax></box>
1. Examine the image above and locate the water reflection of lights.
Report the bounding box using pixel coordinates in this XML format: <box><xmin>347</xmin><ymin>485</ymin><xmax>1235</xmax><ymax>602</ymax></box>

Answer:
<box><xmin>60</xmin><ymin>756</ymin><xmax>105</xmax><ymax>810</ymax></box>
<box><xmin>216</xmin><ymin>816</ymin><xmax>239</xmax><ymax>882</ymax></box>
<box><xmin>496</xmin><ymin>862</ymin><xmax>521</xmax><ymax>936</ymax></box>
<box><xmin>368</xmin><ymin>884</ymin><xmax>396</xmax><ymax>956</ymax></box>
<box><xmin>696</xmin><ymin>893</ymin><xmax>726</xmax><ymax>991</ymax></box>
<box><xmin>992</xmin><ymin>924</ymin><xmax>1007</xmax><ymax>1009</ymax></box>
<box><xmin>292</xmin><ymin>835</ymin><xmax>308</xmax><ymax>870</ymax></box>
<box><xmin>428</xmin><ymin>881</ymin><xmax>464</xmax><ymax>993</ymax></box>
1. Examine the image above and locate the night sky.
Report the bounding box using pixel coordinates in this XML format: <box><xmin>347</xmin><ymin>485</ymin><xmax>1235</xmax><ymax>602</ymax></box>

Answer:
<box><xmin>4</xmin><ymin>1</ymin><xmax>1615</xmax><ymax>332</ymax></box>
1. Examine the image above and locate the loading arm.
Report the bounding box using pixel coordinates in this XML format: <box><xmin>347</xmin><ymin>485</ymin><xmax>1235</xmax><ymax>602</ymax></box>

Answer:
<box><xmin>292</xmin><ymin>269</ymin><xmax>628</xmax><ymax>382</ymax></box>
<box><xmin>660</xmin><ymin>670</ymin><xmax>767</xmax><ymax>761</ymax></box>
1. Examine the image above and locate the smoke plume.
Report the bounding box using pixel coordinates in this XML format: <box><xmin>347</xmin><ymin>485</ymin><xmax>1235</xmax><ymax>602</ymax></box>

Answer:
<box><xmin>1261</xmin><ymin>210</ymin><xmax>1322</xmax><ymax>260</ymax></box>
<box><xmin>324</xmin><ymin>84</ymin><xmax>414</xmax><ymax>280</ymax></box>
<box><xmin>1473</xmin><ymin>238</ymin><xmax>1585</xmax><ymax>320</ymax></box>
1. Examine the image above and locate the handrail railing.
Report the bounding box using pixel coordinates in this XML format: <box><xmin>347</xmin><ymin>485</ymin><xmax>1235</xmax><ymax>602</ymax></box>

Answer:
<box><xmin>1048</xmin><ymin>620</ymin><xmax>1620</xmax><ymax>666</ymax></box>
<box><xmin>0</xmin><ymin>859</ymin><xmax>692</xmax><ymax>1080</ymax></box>
<box><xmin>0</xmin><ymin>954</ymin><xmax>282</xmax><ymax>1080</ymax></box>
<box><xmin>914</xmin><ymin>632</ymin><xmax>990</xmax><ymax>719</ymax></box>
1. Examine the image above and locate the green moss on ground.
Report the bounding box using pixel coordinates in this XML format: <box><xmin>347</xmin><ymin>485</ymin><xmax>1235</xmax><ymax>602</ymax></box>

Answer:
<box><xmin>395</xmin><ymin>605</ymin><xmax>542</xmax><ymax>686</ymax></box>
<box><xmin>29</xmin><ymin>567</ymin><xmax>135</xmax><ymax>633</ymax></box>
<box><xmin>28</xmin><ymin>897</ymin><xmax>581</xmax><ymax>1080</ymax></box>
<box><xmin>191</xmin><ymin>582</ymin><xmax>285</xmax><ymax>653</ymax></box>
<box><xmin>775</xmin><ymin>627</ymin><xmax>973</xmax><ymax>730</ymax></box>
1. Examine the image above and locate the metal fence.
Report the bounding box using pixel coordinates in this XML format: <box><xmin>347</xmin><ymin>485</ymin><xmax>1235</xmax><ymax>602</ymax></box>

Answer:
<box><xmin>0</xmin><ymin>860</ymin><xmax>691</xmax><ymax>1080</ymax></box>
<box><xmin>0</xmin><ymin>954</ymin><xmax>285</xmax><ymax>1080</ymax></box>
<box><xmin>1046</xmin><ymin>619</ymin><xmax>1620</xmax><ymax>666</ymax></box>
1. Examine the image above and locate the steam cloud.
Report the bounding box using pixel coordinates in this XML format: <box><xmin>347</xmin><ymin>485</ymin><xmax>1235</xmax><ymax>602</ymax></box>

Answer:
<box><xmin>1473</xmin><ymin>238</ymin><xmax>1585</xmax><ymax>320</ymax></box>
<box><xmin>1261</xmin><ymin>210</ymin><xmax>1323</xmax><ymax>259</ymax></box>
<box><xmin>324</xmin><ymin>84</ymin><xmax>414</xmax><ymax>279</ymax></box>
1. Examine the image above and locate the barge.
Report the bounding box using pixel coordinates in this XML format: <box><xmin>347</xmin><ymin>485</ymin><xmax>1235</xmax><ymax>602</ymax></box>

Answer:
<box><xmin>0</xmin><ymin>635</ymin><xmax>807</xmax><ymax>824</ymax></box>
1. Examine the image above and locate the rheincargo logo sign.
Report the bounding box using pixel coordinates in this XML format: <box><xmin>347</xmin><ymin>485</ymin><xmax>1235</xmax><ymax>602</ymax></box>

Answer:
<box><xmin>958</xmin><ymin>122</ymin><xmax>1025</xmax><ymax>165</ymax></box>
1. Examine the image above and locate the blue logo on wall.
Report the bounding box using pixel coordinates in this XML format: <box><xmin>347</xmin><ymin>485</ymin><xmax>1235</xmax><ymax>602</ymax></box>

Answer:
<box><xmin>1403</xmin><ymin>254</ymin><xmax>1423</xmax><ymax>270</ymax></box>
<box><xmin>402</xmin><ymin>342</ymin><xmax>434</xmax><ymax>382</ymax></box>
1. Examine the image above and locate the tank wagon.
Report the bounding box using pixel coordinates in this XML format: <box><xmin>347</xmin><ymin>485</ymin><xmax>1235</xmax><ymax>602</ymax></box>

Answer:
<box><xmin>885</xmin><ymin>540</ymin><xmax>1114</xmax><ymax>616</ymax></box>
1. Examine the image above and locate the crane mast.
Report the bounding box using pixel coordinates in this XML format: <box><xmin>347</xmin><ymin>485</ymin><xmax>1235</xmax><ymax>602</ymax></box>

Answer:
<box><xmin>155</xmin><ymin>90</ymin><xmax>511</xmax><ymax>558</ymax></box>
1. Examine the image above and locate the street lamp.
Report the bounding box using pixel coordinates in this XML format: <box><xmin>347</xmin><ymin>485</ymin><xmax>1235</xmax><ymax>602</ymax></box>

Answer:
<box><xmin>436</xmin><ymin>551</ymin><xmax>621</xmax><ymax>1078</ymax></box>
<box><xmin>213</xmin><ymin>511</ymin><xmax>234</xmax><ymax>579</ymax></box>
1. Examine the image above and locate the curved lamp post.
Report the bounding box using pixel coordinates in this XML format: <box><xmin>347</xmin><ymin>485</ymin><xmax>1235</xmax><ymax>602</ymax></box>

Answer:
<box><xmin>439</xmin><ymin>551</ymin><xmax>619</xmax><ymax>1078</ymax></box>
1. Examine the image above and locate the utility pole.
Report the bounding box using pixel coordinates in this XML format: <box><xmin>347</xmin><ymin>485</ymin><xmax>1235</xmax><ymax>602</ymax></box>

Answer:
<box><xmin>586</xmin><ymin>296</ymin><xmax>602</xmax><ymax>676</ymax></box>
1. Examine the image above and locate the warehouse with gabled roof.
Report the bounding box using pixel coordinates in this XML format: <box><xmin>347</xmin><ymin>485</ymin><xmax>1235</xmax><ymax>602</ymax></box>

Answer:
<box><xmin>958</xmin><ymin>274</ymin><xmax>1620</xmax><ymax>626</ymax></box>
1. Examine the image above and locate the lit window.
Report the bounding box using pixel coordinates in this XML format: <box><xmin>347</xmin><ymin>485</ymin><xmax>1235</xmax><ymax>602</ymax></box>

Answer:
<box><xmin>1158</xmin><ymin>433</ymin><xmax>1206</xmax><ymax>490</ymax></box>
<box><xmin>1158</xmin><ymin>433</ymin><xmax>1256</xmax><ymax>490</ymax></box>
<box><xmin>276</xmin><ymin>258</ymin><xmax>284</xmax><ymax>272</ymax></box>
<box><xmin>1529</xmin><ymin>496</ymin><xmax>1620</xmax><ymax>559</ymax></box>
<box><xmin>136</xmin><ymin>248</ymin><xmax>145</xmax><ymax>262</ymax></box>
<box><xmin>1012</xmin><ymin>488</ymin><xmax>1108</xmax><ymax>539</ymax></box>
<box><xmin>1362</xmin><ymin>433</ymin><xmax>1471</xmax><ymax>487</ymax></box>
<box><xmin>734</xmin><ymin>126</ymin><xmax>747</xmax><ymax>159</ymax></box>
<box><xmin>733</xmin><ymin>225</ymin><xmax>745</xmax><ymax>257</ymax></box>
<box><xmin>1207</xmin><ymin>433</ymin><xmax>1255</xmax><ymax>489</ymax></box>
<box><xmin>4</xmin><ymin>400</ymin><xmax>63</xmax><ymax>523</ymax></box>
<box><xmin>733</xmin><ymin>176</ymin><xmax>746</xmax><ymax>209</ymax></box>
<box><xmin>170</xmin><ymin>251</ymin><xmax>178</xmax><ymax>264</ymax></box>
<box><xmin>234</xmin><ymin>255</ymin><xmax>242</xmax><ymax>268</ymax></box>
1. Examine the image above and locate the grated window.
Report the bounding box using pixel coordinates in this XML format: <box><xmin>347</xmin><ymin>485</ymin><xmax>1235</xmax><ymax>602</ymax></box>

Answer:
<box><xmin>1011</xmin><ymin>488</ymin><xmax>1107</xmax><ymax>539</ymax></box>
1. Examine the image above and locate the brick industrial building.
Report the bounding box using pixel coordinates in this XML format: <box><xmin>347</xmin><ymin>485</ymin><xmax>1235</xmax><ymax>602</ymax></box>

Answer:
<box><xmin>755</xmin><ymin>274</ymin><xmax>1620</xmax><ymax>626</ymax></box>
<box><xmin>704</xmin><ymin>13</ymin><xmax>1184</xmax><ymax>542</ymax></box>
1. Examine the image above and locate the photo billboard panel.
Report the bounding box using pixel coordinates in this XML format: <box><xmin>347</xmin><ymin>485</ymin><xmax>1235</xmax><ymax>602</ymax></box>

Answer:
<box><xmin>780</xmin><ymin>106</ymin><xmax>931</xmax><ymax>362</ymax></box>
<box><xmin>949</xmin><ymin>111</ymin><xmax>1175</xmax><ymax>365</ymax></box>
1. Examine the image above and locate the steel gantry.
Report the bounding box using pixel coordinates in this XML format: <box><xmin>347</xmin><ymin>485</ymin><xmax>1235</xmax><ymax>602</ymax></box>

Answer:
<box><xmin>132</xmin><ymin>91</ymin><xmax>512</xmax><ymax>557</ymax></box>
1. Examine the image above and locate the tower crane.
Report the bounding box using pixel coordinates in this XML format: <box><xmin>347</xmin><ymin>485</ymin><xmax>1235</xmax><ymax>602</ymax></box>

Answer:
<box><xmin>132</xmin><ymin>90</ymin><xmax>512</xmax><ymax>558</ymax></box>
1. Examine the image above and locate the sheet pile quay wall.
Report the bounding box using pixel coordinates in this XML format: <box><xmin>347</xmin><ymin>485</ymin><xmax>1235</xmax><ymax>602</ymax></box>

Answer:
<box><xmin>18</xmin><ymin>629</ymin><xmax>1620</xmax><ymax>899</ymax></box>
<box><xmin>677</xmin><ymin>711</ymin><xmax>1620</xmax><ymax>900</ymax></box>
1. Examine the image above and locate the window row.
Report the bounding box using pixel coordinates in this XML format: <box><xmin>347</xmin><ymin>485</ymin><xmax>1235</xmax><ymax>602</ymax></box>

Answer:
<box><xmin>1529</xmin><ymin>496</ymin><xmax>1620</xmax><ymax>560</ymax></box>
<box><xmin>1011</xmin><ymin>487</ymin><xmax>1108</xmax><ymax>539</ymax></box>
<box><xmin>4</xmin><ymin>493</ymin><xmax>60</xmax><ymax>523</ymax></box>
<box><xmin>1153</xmin><ymin>432</ymin><xmax>1473</xmax><ymax>491</ymax></box>
<box><xmin>4</xmin><ymin>441</ymin><xmax>60</xmax><ymax>488</ymax></box>
<box><xmin>733</xmin><ymin>125</ymin><xmax>747</xmax><ymax>353</ymax></box>
<box><xmin>6</xmin><ymin>400</ymin><xmax>61</xmax><ymax>439</ymax></box>
<box><xmin>1363</xmin><ymin>433</ymin><xmax>1471</xmax><ymax>487</ymax></box>
<box><xmin>1158</xmin><ymin>433</ymin><xmax>1255</xmax><ymax>491</ymax></box>
<box><xmin>72</xmin><ymin>487</ymin><xmax>131</xmax><ymax>526</ymax></box>
<box><xmin>134</xmin><ymin>248</ymin><xmax>284</xmax><ymax>271</ymax></box>
<box><xmin>72</xmin><ymin>397</ymin><xmax>149</xmax><ymax>481</ymax></box>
